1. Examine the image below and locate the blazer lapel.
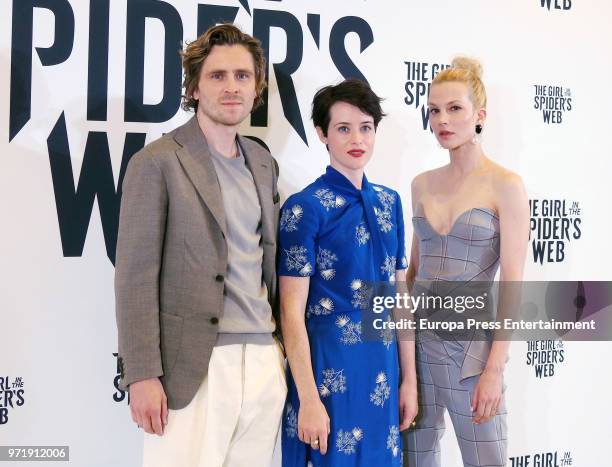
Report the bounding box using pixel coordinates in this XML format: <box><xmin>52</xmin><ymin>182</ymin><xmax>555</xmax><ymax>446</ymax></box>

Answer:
<box><xmin>239</xmin><ymin>135</ymin><xmax>274</xmax><ymax>246</ymax></box>
<box><xmin>174</xmin><ymin>116</ymin><xmax>227</xmax><ymax>237</ymax></box>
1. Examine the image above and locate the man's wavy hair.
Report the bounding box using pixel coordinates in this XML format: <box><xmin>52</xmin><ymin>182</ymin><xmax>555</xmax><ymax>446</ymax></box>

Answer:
<box><xmin>180</xmin><ymin>23</ymin><xmax>267</xmax><ymax>112</ymax></box>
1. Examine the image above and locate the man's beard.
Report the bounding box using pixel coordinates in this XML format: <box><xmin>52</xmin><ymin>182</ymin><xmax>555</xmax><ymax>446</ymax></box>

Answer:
<box><xmin>200</xmin><ymin>98</ymin><xmax>251</xmax><ymax>127</ymax></box>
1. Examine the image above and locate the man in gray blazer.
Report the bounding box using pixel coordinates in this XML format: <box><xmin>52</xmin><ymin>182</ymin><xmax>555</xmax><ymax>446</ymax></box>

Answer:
<box><xmin>115</xmin><ymin>24</ymin><xmax>285</xmax><ymax>467</ymax></box>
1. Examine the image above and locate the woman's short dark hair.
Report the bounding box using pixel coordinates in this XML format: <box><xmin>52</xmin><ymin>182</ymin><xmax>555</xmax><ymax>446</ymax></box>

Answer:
<box><xmin>311</xmin><ymin>79</ymin><xmax>386</xmax><ymax>136</ymax></box>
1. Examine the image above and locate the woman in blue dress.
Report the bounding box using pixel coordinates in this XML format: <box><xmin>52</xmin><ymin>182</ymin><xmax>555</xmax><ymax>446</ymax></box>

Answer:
<box><xmin>279</xmin><ymin>79</ymin><xmax>418</xmax><ymax>466</ymax></box>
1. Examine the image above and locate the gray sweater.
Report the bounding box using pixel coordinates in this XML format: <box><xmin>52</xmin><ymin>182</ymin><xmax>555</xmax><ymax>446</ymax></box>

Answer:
<box><xmin>209</xmin><ymin>140</ymin><xmax>275</xmax><ymax>345</ymax></box>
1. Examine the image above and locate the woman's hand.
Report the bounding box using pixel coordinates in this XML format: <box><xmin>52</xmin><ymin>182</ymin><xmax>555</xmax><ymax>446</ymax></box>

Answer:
<box><xmin>471</xmin><ymin>368</ymin><xmax>503</xmax><ymax>424</ymax></box>
<box><xmin>399</xmin><ymin>381</ymin><xmax>419</xmax><ymax>430</ymax></box>
<box><xmin>298</xmin><ymin>397</ymin><xmax>331</xmax><ymax>454</ymax></box>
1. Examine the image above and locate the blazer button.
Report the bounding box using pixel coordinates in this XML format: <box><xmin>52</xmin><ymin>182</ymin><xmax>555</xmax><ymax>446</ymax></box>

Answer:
<box><xmin>215</xmin><ymin>274</ymin><xmax>224</xmax><ymax>282</ymax></box>
<box><xmin>210</xmin><ymin>317</ymin><xmax>219</xmax><ymax>325</ymax></box>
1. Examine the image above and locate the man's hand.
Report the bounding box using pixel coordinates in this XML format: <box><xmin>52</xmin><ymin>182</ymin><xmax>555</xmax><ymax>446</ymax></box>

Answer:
<box><xmin>130</xmin><ymin>377</ymin><xmax>168</xmax><ymax>435</ymax></box>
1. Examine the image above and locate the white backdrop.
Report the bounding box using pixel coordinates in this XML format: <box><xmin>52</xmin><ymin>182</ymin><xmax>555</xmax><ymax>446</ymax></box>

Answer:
<box><xmin>2</xmin><ymin>1</ymin><xmax>611</xmax><ymax>466</ymax></box>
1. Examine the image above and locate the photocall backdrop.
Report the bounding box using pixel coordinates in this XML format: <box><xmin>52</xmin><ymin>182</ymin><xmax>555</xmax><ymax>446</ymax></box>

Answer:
<box><xmin>1</xmin><ymin>1</ymin><xmax>611</xmax><ymax>466</ymax></box>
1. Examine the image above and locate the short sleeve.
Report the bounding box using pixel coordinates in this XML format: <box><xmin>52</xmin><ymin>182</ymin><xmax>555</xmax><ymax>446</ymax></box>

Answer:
<box><xmin>278</xmin><ymin>195</ymin><xmax>319</xmax><ymax>277</ymax></box>
<box><xmin>395</xmin><ymin>193</ymin><xmax>408</xmax><ymax>270</ymax></box>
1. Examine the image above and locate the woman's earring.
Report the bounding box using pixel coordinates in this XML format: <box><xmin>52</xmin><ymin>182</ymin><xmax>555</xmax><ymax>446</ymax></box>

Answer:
<box><xmin>472</xmin><ymin>124</ymin><xmax>483</xmax><ymax>144</ymax></box>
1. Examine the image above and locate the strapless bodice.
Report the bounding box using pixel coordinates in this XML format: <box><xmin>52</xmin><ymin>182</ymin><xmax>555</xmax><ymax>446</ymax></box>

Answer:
<box><xmin>412</xmin><ymin>205</ymin><xmax>500</xmax><ymax>283</ymax></box>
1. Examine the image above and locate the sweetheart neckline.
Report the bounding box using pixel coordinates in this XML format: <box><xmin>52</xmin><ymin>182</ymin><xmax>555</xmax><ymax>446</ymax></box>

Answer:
<box><xmin>413</xmin><ymin>205</ymin><xmax>499</xmax><ymax>237</ymax></box>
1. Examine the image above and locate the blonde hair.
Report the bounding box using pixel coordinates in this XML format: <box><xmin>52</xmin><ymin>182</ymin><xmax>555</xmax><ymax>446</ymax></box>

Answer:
<box><xmin>432</xmin><ymin>56</ymin><xmax>486</xmax><ymax>109</ymax></box>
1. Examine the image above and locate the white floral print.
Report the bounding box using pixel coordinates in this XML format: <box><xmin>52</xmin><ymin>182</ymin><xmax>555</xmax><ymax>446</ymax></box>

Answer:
<box><xmin>380</xmin><ymin>318</ymin><xmax>394</xmax><ymax>349</ymax></box>
<box><xmin>369</xmin><ymin>372</ymin><xmax>391</xmax><ymax>407</ymax></box>
<box><xmin>386</xmin><ymin>425</ymin><xmax>400</xmax><ymax>457</ymax></box>
<box><xmin>307</xmin><ymin>297</ymin><xmax>334</xmax><ymax>318</ymax></box>
<box><xmin>336</xmin><ymin>427</ymin><xmax>364</xmax><ymax>454</ymax></box>
<box><xmin>350</xmin><ymin>279</ymin><xmax>371</xmax><ymax>309</ymax></box>
<box><xmin>381</xmin><ymin>255</ymin><xmax>397</xmax><ymax>281</ymax></box>
<box><xmin>317</xmin><ymin>247</ymin><xmax>338</xmax><ymax>280</ymax></box>
<box><xmin>319</xmin><ymin>368</ymin><xmax>347</xmax><ymax>397</ymax></box>
<box><xmin>355</xmin><ymin>220</ymin><xmax>370</xmax><ymax>246</ymax></box>
<box><xmin>284</xmin><ymin>245</ymin><xmax>312</xmax><ymax>276</ymax></box>
<box><xmin>314</xmin><ymin>188</ymin><xmax>346</xmax><ymax>211</ymax></box>
<box><xmin>374</xmin><ymin>206</ymin><xmax>393</xmax><ymax>233</ymax></box>
<box><xmin>285</xmin><ymin>404</ymin><xmax>298</xmax><ymax>438</ymax></box>
<box><xmin>335</xmin><ymin>314</ymin><xmax>362</xmax><ymax>345</ymax></box>
<box><xmin>280</xmin><ymin>204</ymin><xmax>303</xmax><ymax>232</ymax></box>
<box><xmin>372</xmin><ymin>186</ymin><xmax>396</xmax><ymax>233</ymax></box>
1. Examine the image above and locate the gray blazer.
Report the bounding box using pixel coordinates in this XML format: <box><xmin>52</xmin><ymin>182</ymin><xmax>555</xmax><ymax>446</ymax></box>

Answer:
<box><xmin>114</xmin><ymin>116</ymin><xmax>280</xmax><ymax>410</ymax></box>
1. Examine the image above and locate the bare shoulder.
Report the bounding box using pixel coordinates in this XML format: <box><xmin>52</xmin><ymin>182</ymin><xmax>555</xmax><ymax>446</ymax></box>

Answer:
<box><xmin>494</xmin><ymin>166</ymin><xmax>525</xmax><ymax>192</ymax></box>
<box><xmin>411</xmin><ymin>167</ymin><xmax>443</xmax><ymax>197</ymax></box>
<box><xmin>410</xmin><ymin>172</ymin><xmax>426</xmax><ymax>194</ymax></box>
<box><xmin>487</xmin><ymin>161</ymin><xmax>528</xmax><ymax>211</ymax></box>
<box><xmin>410</xmin><ymin>171</ymin><xmax>429</xmax><ymax>209</ymax></box>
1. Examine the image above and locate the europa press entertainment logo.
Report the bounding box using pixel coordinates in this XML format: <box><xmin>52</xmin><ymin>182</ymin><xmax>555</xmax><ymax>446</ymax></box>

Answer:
<box><xmin>403</xmin><ymin>60</ymin><xmax>450</xmax><ymax>130</ymax></box>
<box><xmin>529</xmin><ymin>199</ymin><xmax>582</xmax><ymax>264</ymax></box>
<box><xmin>0</xmin><ymin>376</ymin><xmax>26</xmax><ymax>425</ymax></box>
<box><xmin>533</xmin><ymin>85</ymin><xmax>572</xmax><ymax>124</ymax></box>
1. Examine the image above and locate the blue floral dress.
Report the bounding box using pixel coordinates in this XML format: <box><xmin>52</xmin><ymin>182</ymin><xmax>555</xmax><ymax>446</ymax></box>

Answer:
<box><xmin>279</xmin><ymin>166</ymin><xmax>407</xmax><ymax>466</ymax></box>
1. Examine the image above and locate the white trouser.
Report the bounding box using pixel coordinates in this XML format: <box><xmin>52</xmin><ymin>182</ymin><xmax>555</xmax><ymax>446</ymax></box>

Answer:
<box><xmin>143</xmin><ymin>342</ymin><xmax>287</xmax><ymax>467</ymax></box>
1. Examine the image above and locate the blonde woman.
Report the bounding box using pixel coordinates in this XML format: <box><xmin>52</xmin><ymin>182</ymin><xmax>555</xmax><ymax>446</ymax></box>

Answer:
<box><xmin>405</xmin><ymin>57</ymin><xmax>529</xmax><ymax>467</ymax></box>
